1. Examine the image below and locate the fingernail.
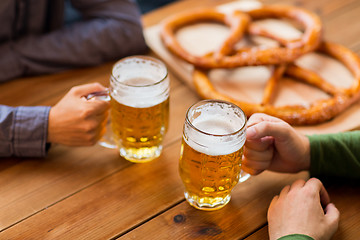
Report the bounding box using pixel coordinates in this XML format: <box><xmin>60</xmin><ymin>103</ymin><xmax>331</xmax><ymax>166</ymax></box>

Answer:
<box><xmin>246</xmin><ymin>127</ymin><xmax>256</xmax><ymax>139</ymax></box>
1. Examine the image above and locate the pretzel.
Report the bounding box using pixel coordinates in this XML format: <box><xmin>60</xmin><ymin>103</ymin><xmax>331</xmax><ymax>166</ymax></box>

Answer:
<box><xmin>160</xmin><ymin>5</ymin><xmax>360</xmax><ymax>125</ymax></box>
<box><xmin>193</xmin><ymin>41</ymin><xmax>360</xmax><ymax>125</ymax></box>
<box><xmin>160</xmin><ymin>8</ymin><xmax>250</xmax><ymax>66</ymax></box>
<box><xmin>160</xmin><ymin>5</ymin><xmax>322</xmax><ymax>68</ymax></box>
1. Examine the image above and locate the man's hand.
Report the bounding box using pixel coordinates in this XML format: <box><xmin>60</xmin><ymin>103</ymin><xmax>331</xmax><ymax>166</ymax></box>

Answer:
<box><xmin>47</xmin><ymin>83</ymin><xmax>110</xmax><ymax>146</ymax></box>
<box><xmin>268</xmin><ymin>178</ymin><xmax>340</xmax><ymax>240</ymax></box>
<box><xmin>242</xmin><ymin>113</ymin><xmax>311</xmax><ymax>175</ymax></box>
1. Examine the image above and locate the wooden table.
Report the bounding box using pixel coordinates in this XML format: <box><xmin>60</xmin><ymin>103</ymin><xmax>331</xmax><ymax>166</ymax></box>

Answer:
<box><xmin>1</xmin><ymin>0</ymin><xmax>360</xmax><ymax>239</ymax></box>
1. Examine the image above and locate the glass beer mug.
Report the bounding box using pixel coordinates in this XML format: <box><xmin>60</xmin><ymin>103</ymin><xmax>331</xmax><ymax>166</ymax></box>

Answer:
<box><xmin>179</xmin><ymin>100</ymin><xmax>249</xmax><ymax>210</ymax></box>
<box><xmin>89</xmin><ymin>56</ymin><xmax>170</xmax><ymax>163</ymax></box>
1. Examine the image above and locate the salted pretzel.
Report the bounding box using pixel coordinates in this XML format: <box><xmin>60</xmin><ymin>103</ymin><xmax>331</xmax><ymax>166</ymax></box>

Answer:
<box><xmin>160</xmin><ymin>5</ymin><xmax>323</xmax><ymax>68</ymax></box>
<box><xmin>193</xmin><ymin>41</ymin><xmax>360</xmax><ymax>125</ymax></box>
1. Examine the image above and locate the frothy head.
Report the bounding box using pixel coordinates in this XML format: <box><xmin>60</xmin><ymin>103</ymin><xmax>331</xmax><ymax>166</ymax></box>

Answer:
<box><xmin>184</xmin><ymin>100</ymin><xmax>246</xmax><ymax>156</ymax></box>
<box><xmin>110</xmin><ymin>56</ymin><xmax>169</xmax><ymax>108</ymax></box>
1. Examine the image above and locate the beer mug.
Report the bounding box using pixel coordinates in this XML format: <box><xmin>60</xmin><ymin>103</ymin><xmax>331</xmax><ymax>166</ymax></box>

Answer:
<box><xmin>179</xmin><ymin>100</ymin><xmax>249</xmax><ymax>210</ymax></box>
<box><xmin>89</xmin><ymin>56</ymin><xmax>170</xmax><ymax>163</ymax></box>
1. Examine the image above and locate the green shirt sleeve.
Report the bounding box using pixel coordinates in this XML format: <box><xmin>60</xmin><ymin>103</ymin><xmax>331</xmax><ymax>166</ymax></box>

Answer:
<box><xmin>278</xmin><ymin>234</ymin><xmax>314</xmax><ymax>240</ymax></box>
<box><xmin>308</xmin><ymin>131</ymin><xmax>360</xmax><ymax>179</ymax></box>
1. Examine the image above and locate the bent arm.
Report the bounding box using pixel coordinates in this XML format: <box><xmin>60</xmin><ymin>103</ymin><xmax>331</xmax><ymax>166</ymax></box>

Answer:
<box><xmin>0</xmin><ymin>105</ymin><xmax>50</xmax><ymax>157</ymax></box>
<box><xmin>309</xmin><ymin>131</ymin><xmax>360</xmax><ymax>179</ymax></box>
<box><xmin>0</xmin><ymin>0</ymin><xmax>148</xmax><ymax>82</ymax></box>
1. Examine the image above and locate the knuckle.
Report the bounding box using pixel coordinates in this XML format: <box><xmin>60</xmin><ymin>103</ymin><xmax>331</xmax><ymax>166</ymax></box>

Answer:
<box><xmin>69</xmin><ymin>85</ymin><xmax>81</xmax><ymax>95</ymax></box>
<box><xmin>84</xmin><ymin>132</ymin><xmax>98</xmax><ymax>145</ymax></box>
<box><xmin>83</xmin><ymin>121</ymin><xmax>99</xmax><ymax>133</ymax></box>
<box><xmin>80</xmin><ymin>108</ymin><xmax>94</xmax><ymax>119</ymax></box>
<box><xmin>308</xmin><ymin>177</ymin><xmax>322</xmax><ymax>185</ymax></box>
<box><xmin>293</xmin><ymin>178</ymin><xmax>306</xmax><ymax>186</ymax></box>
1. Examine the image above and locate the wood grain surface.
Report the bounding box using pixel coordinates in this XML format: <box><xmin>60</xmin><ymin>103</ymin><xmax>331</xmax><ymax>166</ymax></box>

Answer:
<box><xmin>0</xmin><ymin>0</ymin><xmax>359</xmax><ymax>239</ymax></box>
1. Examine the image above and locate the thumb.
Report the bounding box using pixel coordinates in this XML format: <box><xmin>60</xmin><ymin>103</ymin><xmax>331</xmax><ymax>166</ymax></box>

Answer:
<box><xmin>246</xmin><ymin>120</ymin><xmax>292</xmax><ymax>142</ymax></box>
<box><xmin>325</xmin><ymin>203</ymin><xmax>340</xmax><ymax>228</ymax></box>
<box><xmin>71</xmin><ymin>83</ymin><xmax>108</xmax><ymax>97</ymax></box>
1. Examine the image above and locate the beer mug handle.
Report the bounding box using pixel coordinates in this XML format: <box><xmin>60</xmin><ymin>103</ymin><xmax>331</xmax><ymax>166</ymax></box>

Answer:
<box><xmin>239</xmin><ymin>170</ymin><xmax>251</xmax><ymax>182</ymax></box>
<box><xmin>85</xmin><ymin>90</ymin><xmax>117</xmax><ymax>149</ymax></box>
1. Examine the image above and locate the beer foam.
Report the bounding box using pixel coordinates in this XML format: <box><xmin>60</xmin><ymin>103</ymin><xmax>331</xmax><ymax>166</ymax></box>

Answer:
<box><xmin>185</xmin><ymin>118</ymin><xmax>246</xmax><ymax>156</ymax></box>
<box><xmin>193</xmin><ymin>117</ymin><xmax>239</xmax><ymax>135</ymax></box>
<box><xmin>111</xmin><ymin>57</ymin><xmax>169</xmax><ymax>108</ymax></box>
<box><xmin>184</xmin><ymin>102</ymin><xmax>246</xmax><ymax>156</ymax></box>
<box><xmin>123</xmin><ymin>77</ymin><xmax>156</xmax><ymax>86</ymax></box>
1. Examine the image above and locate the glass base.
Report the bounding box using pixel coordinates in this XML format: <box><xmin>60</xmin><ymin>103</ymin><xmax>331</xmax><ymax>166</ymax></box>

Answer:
<box><xmin>97</xmin><ymin>127</ymin><xmax>117</xmax><ymax>149</ymax></box>
<box><xmin>239</xmin><ymin>170</ymin><xmax>251</xmax><ymax>182</ymax></box>
<box><xmin>184</xmin><ymin>191</ymin><xmax>231</xmax><ymax>211</ymax></box>
<box><xmin>119</xmin><ymin>145</ymin><xmax>162</xmax><ymax>163</ymax></box>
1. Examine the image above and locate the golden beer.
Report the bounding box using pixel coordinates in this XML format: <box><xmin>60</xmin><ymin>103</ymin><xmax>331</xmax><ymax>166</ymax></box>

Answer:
<box><xmin>110</xmin><ymin>95</ymin><xmax>169</xmax><ymax>162</ymax></box>
<box><xmin>179</xmin><ymin>100</ymin><xmax>247</xmax><ymax>210</ymax></box>
<box><xmin>109</xmin><ymin>56</ymin><xmax>170</xmax><ymax>162</ymax></box>
<box><xmin>179</xmin><ymin>140</ymin><xmax>243</xmax><ymax>209</ymax></box>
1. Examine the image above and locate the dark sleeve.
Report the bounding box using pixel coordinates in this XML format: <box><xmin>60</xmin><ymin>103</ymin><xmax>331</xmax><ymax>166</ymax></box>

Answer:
<box><xmin>0</xmin><ymin>105</ymin><xmax>50</xmax><ymax>157</ymax></box>
<box><xmin>0</xmin><ymin>0</ymin><xmax>148</xmax><ymax>82</ymax></box>
<box><xmin>278</xmin><ymin>234</ymin><xmax>314</xmax><ymax>240</ymax></box>
<box><xmin>308</xmin><ymin>131</ymin><xmax>360</xmax><ymax>179</ymax></box>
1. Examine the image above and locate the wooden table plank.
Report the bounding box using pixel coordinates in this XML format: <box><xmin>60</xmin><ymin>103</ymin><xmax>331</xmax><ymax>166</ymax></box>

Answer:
<box><xmin>327</xmin><ymin>184</ymin><xmax>360</xmax><ymax>239</ymax></box>
<box><xmin>119</xmin><ymin>172</ymin><xmax>308</xmax><ymax>240</ymax></box>
<box><xmin>0</xmin><ymin>141</ymin><xmax>185</xmax><ymax>238</ymax></box>
<box><xmin>1</xmin><ymin>0</ymin><xmax>360</xmax><ymax>239</ymax></box>
<box><xmin>0</xmin><ymin>55</ymin><xmax>183</xmax><ymax>107</ymax></box>
<box><xmin>322</xmin><ymin>3</ymin><xmax>360</xmax><ymax>49</ymax></box>
<box><xmin>0</xmin><ymin>81</ymin><xmax>198</xmax><ymax>232</ymax></box>
<box><xmin>0</xmin><ymin>63</ymin><xmax>113</xmax><ymax>107</ymax></box>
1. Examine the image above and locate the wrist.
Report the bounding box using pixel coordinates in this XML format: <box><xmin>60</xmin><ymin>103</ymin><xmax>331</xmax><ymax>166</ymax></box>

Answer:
<box><xmin>301</xmin><ymin>135</ymin><xmax>311</xmax><ymax>171</ymax></box>
<box><xmin>47</xmin><ymin>107</ymin><xmax>58</xmax><ymax>144</ymax></box>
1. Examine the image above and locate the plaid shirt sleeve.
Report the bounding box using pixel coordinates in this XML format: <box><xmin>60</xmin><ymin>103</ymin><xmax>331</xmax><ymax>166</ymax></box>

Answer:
<box><xmin>0</xmin><ymin>105</ymin><xmax>50</xmax><ymax>157</ymax></box>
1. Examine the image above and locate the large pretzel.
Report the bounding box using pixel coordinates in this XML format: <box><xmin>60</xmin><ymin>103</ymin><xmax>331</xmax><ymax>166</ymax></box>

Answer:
<box><xmin>160</xmin><ymin>5</ymin><xmax>360</xmax><ymax>125</ymax></box>
<box><xmin>161</xmin><ymin>8</ymin><xmax>250</xmax><ymax>66</ymax></box>
<box><xmin>160</xmin><ymin>5</ymin><xmax>322</xmax><ymax>68</ymax></box>
<box><xmin>193</xmin><ymin>41</ymin><xmax>360</xmax><ymax>125</ymax></box>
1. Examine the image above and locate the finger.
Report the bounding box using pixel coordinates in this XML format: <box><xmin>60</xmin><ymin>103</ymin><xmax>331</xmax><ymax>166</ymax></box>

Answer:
<box><xmin>279</xmin><ymin>185</ymin><xmax>291</xmax><ymax>198</ymax></box>
<box><xmin>240</xmin><ymin>164</ymin><xmax>264</xmax><ymax>175</ymax></box>
<box><xmin>246</xmin><ymin>119</ymin><xmax>291</xmax><ymax>142</ymax></box>
<box><xmin>247</xmin><ymin>113</ymin><xmax>284</xmax><ymax>128</ymax></box>
<box><xmin>95</xmin><ymin>111</ymin><xmax>109</xmax><ymax>124</ymax></box>
<box><xmin>242</xmin><ymin>149</ymin><xmax>273</xmax><ymax>172</ymax></box>
<box><xmin>85</xmin><ymin>100</ymin><xmax>111</xmax><ymax>116</ymax></box>
<box><xmin>242</xmin><ymin>157</ymin><xmax>270</xmax><ymax>171</ymax></box>
<box><xmin>245</xmin><ymin>136</ymin><xmax>274</xmax><ymax>151</ymax></box>
<box><xmin>268</xmin><ymin>194</ymin><xmax>279</xmax><ymax>217</ymax></box>
<box><xmin>90</xmin><ymin>111</ymin><xmax>110</xmax><ymax>127</ymax></box>
<box><xmin>98</xmin><ymin>119</ymin><xmax>109</xmax><ymax>137</ymax></box>
<box><xmin>306</xmin><ymin>178</ymin><xmax>331</xmax><ymax>207</ymax></box>
<box><xmin>72</xmin><ymin>83</ymin><xmax>108</xmax><ymax>97</ymax></box>
<box><xmin>324</xmin><ymin>203</ymin><xmax>340</xmax><ymax>228</ymax></box>
<box><xmin>95</xmin><ymin>102</ymin><xmax>111</xmax><ymax>115</ymax></box>
<box><xmin>289</xmin><ymin>178</ymin><xmax>306</xmax><ymax>190</ymax></box>
<box><xmin>244</xmin><ymin>143</ymin><xmax>273</xmax><ymax>160</ymax></box>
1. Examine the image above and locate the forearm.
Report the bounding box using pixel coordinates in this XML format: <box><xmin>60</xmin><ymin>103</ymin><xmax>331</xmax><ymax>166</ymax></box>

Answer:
<box><xmin>0</xmin><ymin>43</ymin><xmax>23</xmax><ymax>82</ymax></box>
<box><xmin>0</xmin><ymin>0</ymin><xmax>148</xmax><ymax>82</ymax></box>
<box><xmin>0</xmin><ymin>105</ymin><xmax>50</xmax><ymax>157</ymax></box>
<box><xmin>308</xmin><ymin>131</ymin><xmax>360</xmax><ymax>179</ymax></box>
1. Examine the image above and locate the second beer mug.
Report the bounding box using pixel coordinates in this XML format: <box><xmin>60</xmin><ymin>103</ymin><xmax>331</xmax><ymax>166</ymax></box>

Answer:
<box><xmin>179</xmin><ymin>100</ymin><xmax>248</xmax><ymax>210</ymax></box>
<box><xmin>96</xmin><ymin>56</ymin><xmax>170</xmax><ymax>162</ymax></box>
